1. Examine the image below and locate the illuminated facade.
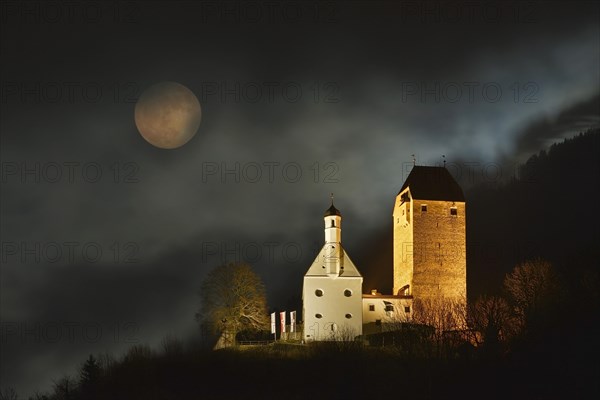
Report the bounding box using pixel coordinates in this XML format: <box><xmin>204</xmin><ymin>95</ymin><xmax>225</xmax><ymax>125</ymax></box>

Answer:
<box><xmin>361</xmin><ymin>291</ymin><xmax>413</xmax><ymax>335</ymax></box>
<box><xmin>302</xmin><ymin>201</ymin><xmax>363</xmax><ymax>341</ymax></box>
<box><xmin>393</xmin><ymin>166</ymin><xmax>467</xmax><ymax>303</ymax></box>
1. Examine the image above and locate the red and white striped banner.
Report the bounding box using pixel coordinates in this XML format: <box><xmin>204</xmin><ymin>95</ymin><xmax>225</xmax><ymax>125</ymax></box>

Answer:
<box><xmin>280</xmin><ymin>311</ymin><xmax>286</xmax><ymax>333</ymax></box>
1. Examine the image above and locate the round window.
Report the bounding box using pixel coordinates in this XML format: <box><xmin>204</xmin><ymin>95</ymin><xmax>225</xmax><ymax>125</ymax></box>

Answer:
<box><xmin>315</xmin><ymin>289</ymin><xmax>324</xmax><ymax>297</ymax></box>
<box><xmin>345</xmin><ymin>313</ymin><xmax>352</xmax><ymax>319</ymax></box>
<box><xmin>315</xmin><ymin>313</ymin><xmax>323</xmax><ymax>319</ymax></box>
<box><xmin>344</xmin><ymin>289</ymin><xmax>352</xmax><ymax>297</ymax></box>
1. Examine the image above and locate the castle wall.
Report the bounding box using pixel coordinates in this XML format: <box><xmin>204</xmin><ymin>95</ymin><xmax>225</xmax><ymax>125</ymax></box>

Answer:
<box><xmin>412</xmin><ymin>200</ymin><xmax>466</xmax><ymax>301</ymax></box>
<box><xmin>362</xmin><ymin>295</ymin><xmax>413</xmax><ymax>335</ymax></box>
<box><xmin>393</xmin><ymin>189</ymin><xmax>466</xmax><ymax>302</ymax></box>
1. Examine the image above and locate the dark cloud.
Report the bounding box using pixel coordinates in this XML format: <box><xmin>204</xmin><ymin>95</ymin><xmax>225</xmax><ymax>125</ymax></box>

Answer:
<box><xmin>511</xmin><ymin>94</ymin><xmax>600</xmax><ymax>163</ymax></box>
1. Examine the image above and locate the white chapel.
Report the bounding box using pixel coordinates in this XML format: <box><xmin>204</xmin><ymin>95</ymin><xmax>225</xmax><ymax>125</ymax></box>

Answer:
<box><xmin>302</xmin><ymin>197</ymin><xmax>363</xmax><ymax>341</ymax></box>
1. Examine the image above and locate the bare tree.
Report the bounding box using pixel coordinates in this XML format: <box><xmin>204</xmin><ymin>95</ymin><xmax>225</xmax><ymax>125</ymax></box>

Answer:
<box><xmin>161</xmin><ymin>333</ymin><xmax>184</xmax><ymax>356</ymax></box>
<box><xmin>28</xmin><ymin>390</ymin><xmax>50</xmax><ymax>400</ymax></box>
<box><xmin>308</xmin><ymin>324</ymin><xmax>362</xmax><ymax>357</ymax></box>
<box><xmin>51</xmin><ymin>375</ymin><xmax>75</xmax><ymax>400</ymax></box>
<box><xmin>196</xmin><ymin>262</ymin><xmax>269</xmax><ymax>347</ymax></box>
<box><xmin>412</xmin><ymin>296</ymin><xmax>469</xmax><ymax>332</ymax></box>
<box><xmin>0</xmin><ymin>387</ymin><xmax>18</xmax><ymax>400</ymax></box>
<box><xmin>411</xmin><ymin>296</ymin><xmax>470</xmax><ymax>359</ymax></box>
<box><xmin>96</xmin><ymin>352</ymin><xmax>115</xmax><ymax>376</ymax></box>
<box><xmin>504</xmin><ymin>258</ymin><xmax>561</xmax><ymax>333</ymax></box>
<box><xmin>330</xmin><ymin>324</ymin><xmax>359</xmax><ymax>342</ymax></box>
<box><xmin>122</xmin><ymin>344</ymin><xmax>154</xmax><ymax>362</ymax></box>
<box><xmin>468</xmin><ymin>295</ymin><xmax>516</xmax><ymax>355</ymax></box>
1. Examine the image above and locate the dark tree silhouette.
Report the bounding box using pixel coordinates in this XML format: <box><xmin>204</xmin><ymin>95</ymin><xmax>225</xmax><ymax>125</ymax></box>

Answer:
<box><xmin>27</xmin><ymin>390</ymin><xmax>50</xmax><ymax>400</ymax></box>
<box><xmin>51</xmin><ymin>375</ymin><xmax>75</xmax><ymax>400</ymax></box>
<box><xmin>504</xmin><ymin>258</ymin><xmax>561</xmax><ymax>335</ymax></box>
<box><xmin>468</xmin><ymin>295</ymin><xmax>514</xmax><ymax>357</ymax></box>
<box><xmin>160</xmin><ymin>334</ymin><xmax>184</xmax><ymax>356</ymax></box>
<box><xmin>0</xmin><ymin>387</ymin><xmax>18</xmax><ymax>400</ymax></box>
<box><xmin>79</xmin><ymin>354</ymin><xmax>101</xmax><ymax>398</ymax></box>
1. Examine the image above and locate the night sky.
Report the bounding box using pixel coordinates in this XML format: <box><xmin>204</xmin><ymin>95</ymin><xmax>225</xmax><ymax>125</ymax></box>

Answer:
<box><xmin>1</xmin><ymin>0</ymin><xmax>599</xmax><ymax>395</ymax></box>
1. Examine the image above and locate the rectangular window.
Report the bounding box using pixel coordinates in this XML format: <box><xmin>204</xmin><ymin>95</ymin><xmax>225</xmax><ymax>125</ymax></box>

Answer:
<box><xmin>404</xmin><ymin>306</ymin><xmax>411</xmax><ymax>313</ymax></box>
<box><xmin>385</xmin><ymin>305</ymin><xmax>394</xmax><ymax>312</ymax></box>
<box><xmin>369</xmin><ymin>304</ymin><xmax>375</xmax><ymax>311</ymax></box>
<box><xmin>375</xmin><ymin>319</ymin><xmax>381</xmax><ymax>326</ymax></box>
<box><xmin>450</xmin><ymin>207</ymin><xmax>457</xmax><ymax>216</ymax></box>
<box><xmin>421</xmin><ymin>205</ymin><xmax>427</xmax><ymax>212</ymax></box>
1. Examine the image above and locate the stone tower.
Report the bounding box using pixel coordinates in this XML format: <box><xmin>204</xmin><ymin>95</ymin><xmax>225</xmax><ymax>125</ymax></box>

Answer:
<box><xmin>393</xmin><ymin>166</ymin><xmax>466</xmax><ymax>303</ymax></box>
<box><xmin>303</xmin><ymin>198</ymin><xmax>363</xmax><ymax>341</ymax></box>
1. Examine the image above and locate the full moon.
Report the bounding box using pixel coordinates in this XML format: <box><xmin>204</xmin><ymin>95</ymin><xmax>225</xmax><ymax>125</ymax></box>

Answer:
<box><xmin>134</xmin><ymin>81</ymin><xmax>202</xmax><ymax>149</ymax></box>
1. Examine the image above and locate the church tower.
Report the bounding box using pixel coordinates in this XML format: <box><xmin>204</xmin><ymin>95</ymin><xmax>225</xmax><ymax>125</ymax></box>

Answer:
<box><xmin>393</xmin><ymin>166</ymin><xmax>466</xmax><ymax>304</ymax></box>
<box><xmin>303</xmin><ymin>196</ymin><xmax>363</xmax><ymax>341</ymax></box>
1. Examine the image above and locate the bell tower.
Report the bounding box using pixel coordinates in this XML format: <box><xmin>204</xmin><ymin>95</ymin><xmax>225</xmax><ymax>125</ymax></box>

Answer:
<box><xmin>323</xmin><ymin>194</ymin><xmax>342</xmax><ymax>276</ymax></box>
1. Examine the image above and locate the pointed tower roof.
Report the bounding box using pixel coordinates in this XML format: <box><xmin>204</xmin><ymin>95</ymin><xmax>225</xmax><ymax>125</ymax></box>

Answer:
<box><xmin>324</xmin><ymin>193</ymin><xmax>341</xmax><ymax>217</ymax></box>
<box><xmin>399</xmin><ymin>166</ymin><xmax>465</xmax><ymax>201</ymax></box>
<box><xmin>324</xmin><ymin>203</ymin><xmax>341</xmax><ymax>217</ymax></box>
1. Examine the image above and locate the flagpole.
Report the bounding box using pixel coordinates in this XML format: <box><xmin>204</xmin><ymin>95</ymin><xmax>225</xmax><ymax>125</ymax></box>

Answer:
<box><xmin>270</xmin><ymin>312</ymin><xmax>276</xmax><ymax>343</ymax></box>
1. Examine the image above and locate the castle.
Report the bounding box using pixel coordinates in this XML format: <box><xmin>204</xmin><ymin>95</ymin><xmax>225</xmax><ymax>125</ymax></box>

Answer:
<box><xmin>302</xmin><ymin>165</ymin><xmax>467</xmax><ymax>341</ymax></box>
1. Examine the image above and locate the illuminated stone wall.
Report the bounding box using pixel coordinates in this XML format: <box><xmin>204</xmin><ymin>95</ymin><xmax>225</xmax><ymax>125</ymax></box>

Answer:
<box><xmin>393</xmin><ymin>189</ymin><xmax>466</xmax><ymax>303</ymax></box>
